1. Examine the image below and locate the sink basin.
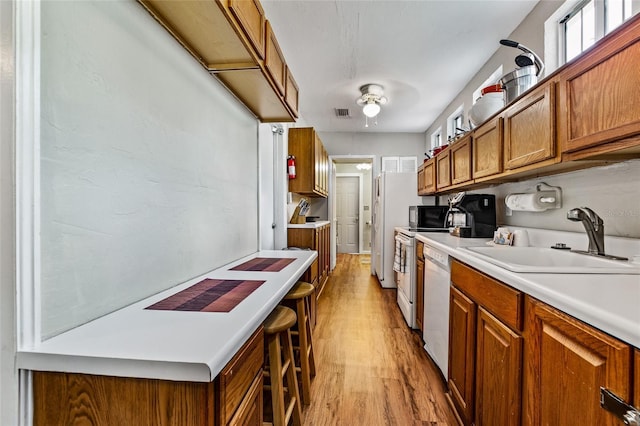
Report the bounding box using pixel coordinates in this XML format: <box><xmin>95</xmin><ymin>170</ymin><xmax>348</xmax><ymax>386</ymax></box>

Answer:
<box><xmin>462</xmin><ymin>246</ymin><xmax>640</xmax><ymax>274</ymax></box>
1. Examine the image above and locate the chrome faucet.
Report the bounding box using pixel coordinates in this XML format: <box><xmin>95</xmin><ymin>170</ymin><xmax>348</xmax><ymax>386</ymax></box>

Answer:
<box><xmin>567</xmin><ymin>207</ymin><xmax>604</xmax><ymax>255</ymax></box>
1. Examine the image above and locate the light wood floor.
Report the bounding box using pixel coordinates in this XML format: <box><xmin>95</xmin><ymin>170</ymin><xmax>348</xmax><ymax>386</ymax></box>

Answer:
<box><xmin>302</xmin><ymin>254</ymin><xmax>457</xmax><ymax>425</ymax></box>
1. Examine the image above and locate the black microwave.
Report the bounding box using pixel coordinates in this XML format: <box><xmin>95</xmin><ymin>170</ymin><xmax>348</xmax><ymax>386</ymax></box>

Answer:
<box><xmin>409</xmin><ymin>205</ymin><xmax>449</xmax><ymax>229</ymax></box>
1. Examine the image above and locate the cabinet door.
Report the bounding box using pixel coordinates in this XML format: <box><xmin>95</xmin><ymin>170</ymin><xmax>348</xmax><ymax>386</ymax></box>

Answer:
<box><xmin>472</xmin><ymin>117</ymin><xmax>503</xmax><ymax>179</ymax></box>
<box><xmin>503</xmin><ymin>82</ymin><xmax>556</xmax><ymax>170</ymax></box>
<box><xmin>558</xmin><ymin>17</ymin><xmax>640</xmax><ymax>155</ymax></box>
<box><xmin>228</xmin><ymin>0</ymin><xmax>266</xmax><ymax>59</ymax></box>
<box><xmin>227</xmin><ymin>373</ymin><xmax>262</xmax><ymax>426</ymax></box>
<box><xmin>422</xmin><ymin>158</ymin><xmax>437</xmax><ymax>194</ymax></box>
<box><xmin>264</xmin><ymin>21</ymin><xmax>286</xmax><ymax>95</ymax></box>
<box><xmin>451</xmin><ymin>136</ymin><xmax>472</xmax><ymax>185</ymax></box>
<box><xmin>523</xmin><ymin>297</ymin><xmax>631</xmax><ymax>426</ymax></box>
<box><xmin>475</xmin><ymin>308</ymin><xmax>522</xmax><ymax>426</ymax></box>
<box><xmin>314</xmin><ymin>135</ymin><xmax>322</xmax><ymax>194</ymax></box>
<box><xmin>436</xmin><ymin>150</ymin><xmax>451</xmax><ymax>190</ymax></box>
<box><xmin>285</xmin><ymin>67</ymin><xmax>299</xmax><ymax>117</ymax></box>
<box><xmin>415</xmin><ymin>256</ymin><xmax>425</xmax><ymax>333</ymax></box>
<box><xmin>417</xmin><ymin>166</ymin><xmax>425</xmax><ymax>195</ymax></box>
<box><xmin>449</xmin><ymin>286</ymin><xmax>477</xmax><ymax>425</ymax></box>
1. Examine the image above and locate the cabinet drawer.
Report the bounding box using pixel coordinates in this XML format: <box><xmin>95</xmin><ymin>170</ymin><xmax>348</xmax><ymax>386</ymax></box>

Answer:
<box><xmin>227</xmin><ymin>372</ymin><xmax>262</xmax><ymax>426</ymax></box>
<box><xmin>451</xmin><ymin>260</ymin><xmax>523</xmax><ymax>331</ymax></box>
<box><xmin>217</xmin><ymin>327</ymin><xmax>264</xmax><ymax>425</ymax></box>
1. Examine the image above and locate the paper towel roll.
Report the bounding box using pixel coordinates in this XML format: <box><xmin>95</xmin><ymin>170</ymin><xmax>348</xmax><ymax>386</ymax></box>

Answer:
<box><xmin>505</xmin><ymin>193</ymin><xmax>548</xmax><ymax>212</ymax></box>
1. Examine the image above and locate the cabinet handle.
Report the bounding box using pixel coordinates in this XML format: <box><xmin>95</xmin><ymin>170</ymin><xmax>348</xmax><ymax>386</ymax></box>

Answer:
<box><xmin>600</xmin><ymin>387</ymin><xmax>640</xmax><ymax>425</ymax></box>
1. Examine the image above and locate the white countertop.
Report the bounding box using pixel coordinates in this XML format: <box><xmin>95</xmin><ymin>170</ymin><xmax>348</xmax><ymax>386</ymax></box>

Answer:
<box><xmin>415</xmin><ymin>231</ymin><xmax>640</xmax><ymax>348</ymax></box>
<box><xmin>17</xmin><ymin>250</ymin><xmax>317</xmax><ymax>382</ymax></box>
<box><xmin>288</xmin><ymin>221</ymin><xmax>330</xmax><ymax>229</ymax></box>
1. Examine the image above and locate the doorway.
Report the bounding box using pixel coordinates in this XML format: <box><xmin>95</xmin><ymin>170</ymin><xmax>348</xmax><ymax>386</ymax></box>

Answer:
<box><xmin>336</xmin><ymin>175</ymin><xmax>361</xmax><ymax>253</ymax></box>
<box><xmin>329</xmin><ymin>157</ymin><xmax>374</xmax><ymax>265</ymax></box>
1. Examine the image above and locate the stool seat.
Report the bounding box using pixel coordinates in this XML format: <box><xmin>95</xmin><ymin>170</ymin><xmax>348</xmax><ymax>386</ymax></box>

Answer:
<box><xmin>284</xmin><ymin>281</ymin><xmax>314</xmax><ymax>300</ymax></box>
<box><xmin>264</xmin><ymin>306</ymin><xmax>297</xmax><ymax>335</ymax></box>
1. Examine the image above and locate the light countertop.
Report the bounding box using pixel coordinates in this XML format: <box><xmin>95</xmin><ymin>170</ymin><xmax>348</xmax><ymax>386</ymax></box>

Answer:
<box><xmin>288</xmin><ymin>221</ymin><xmax>330</xmax><ymax>229</ymax></box>
<box><xmin>415</xmin><ymin>231</ymin><xmax>640</xmax><ymax>348</ymax></box>
<box><xmin>17</xmin><ymin>250</ymin><xmax>317</xmax><ymax>382</ymax></box>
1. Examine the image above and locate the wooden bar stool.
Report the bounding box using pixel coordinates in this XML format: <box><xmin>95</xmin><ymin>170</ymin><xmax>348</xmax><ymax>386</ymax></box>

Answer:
<box><xmin>283</xmin><ymin>281</ymin><xmax>316</xmax><ymax>405</ymax></box>
<box><xmin>263</xmin><ymin>306</ymin><xmax>302</xmax><ymax>426</ymax></box>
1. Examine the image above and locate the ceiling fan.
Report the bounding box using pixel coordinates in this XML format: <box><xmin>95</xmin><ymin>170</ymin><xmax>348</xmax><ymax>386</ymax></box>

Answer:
<box><xmin>356</xmin><ymin>84</ymin><xmax>388</xmax><ymax>123</ymax></box>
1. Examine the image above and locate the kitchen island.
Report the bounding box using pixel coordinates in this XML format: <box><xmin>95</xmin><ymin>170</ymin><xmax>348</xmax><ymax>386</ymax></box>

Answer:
<box><xmin>18</xmin><ymin>249</ymin><xmax>317</xmax><ymax>425</ymax></box>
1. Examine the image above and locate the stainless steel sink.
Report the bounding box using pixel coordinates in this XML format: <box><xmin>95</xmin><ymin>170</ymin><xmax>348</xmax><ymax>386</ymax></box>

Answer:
<box><xmin>462</xmin><ymin>246</ymin><xmax>640</xmax><ymax>274</ymax></box>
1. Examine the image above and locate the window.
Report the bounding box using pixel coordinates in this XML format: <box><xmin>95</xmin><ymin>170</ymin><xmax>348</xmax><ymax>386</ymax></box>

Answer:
<box><xmin>430</xmin><ymin>127</ymin><xmax>442</xmax><ymax>150</ymax></box>
<box><xmin>447</xmin><ymin>105</ymin><xmax>465</xmax><ymax>142</ymax></box>
<box><xmin>561</xmin><ymin>0</ymin><xmax>637</xmax><ymax>63</ymax></box>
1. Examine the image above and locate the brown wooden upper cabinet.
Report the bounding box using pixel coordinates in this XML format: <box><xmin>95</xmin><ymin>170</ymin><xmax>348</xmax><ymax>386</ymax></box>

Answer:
<box><xmin>558</xmin><ymin>15</ymin><xmax>640</xmax><ymax>159</ymax></box>
<box><xmin>137</xmin><ymin>0</ymin><xmax>298</xmax><ymax>122</ymax></box>
<box><xmin>503</xmin><ymin>82</ymin><xmax>556</xmax><ymax>170</ymax></box>
<box><xmin>472</xmin><ymin>116</ymin><xmax>503</xmax><ymax>180</ymax></box>
<box><xmin>288</xmin><ymin>128</ymin><xmax>329</xmax><ymax>198</ymax></box>
<box><xmin>417</xmin><ymin>159</ymin><xmax>437</xmax><ymax>195</ymax></box>
<box><xmin>450</xmin><ymin>135</ymin><xmax>472</xmax><ymax>185</ymax></box>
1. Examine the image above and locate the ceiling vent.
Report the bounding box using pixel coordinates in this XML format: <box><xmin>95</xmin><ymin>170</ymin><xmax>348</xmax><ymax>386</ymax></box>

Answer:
<box><xmin>334</xmin><ymin>108</ymin><xmax>352</xmax><ymax>118</ymax></box>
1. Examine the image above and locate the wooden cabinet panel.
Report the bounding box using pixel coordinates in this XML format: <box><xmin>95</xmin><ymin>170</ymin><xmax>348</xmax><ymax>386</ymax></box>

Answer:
<box><xmin>504</xmin><ymin>82</ymin><xmax>556</xmax><ymax>170</ymax></box>
<box><xmin>285</xmin><ymin>67</ymin><xmax>299</xmax><ymax>117</ymax></box>
<box><xmin>287</xmin><ymin>224</ymin><xmax>331</xmax><ymax>299</ymax></box>
<box><xmin>523</xmin><ymin>297</ymin><xmax>632</xmax><ymax>426</ymax></box>
<box><xmin>451</xmin><ymin>260</ymin><xmax>523</xmax><ymax>331</ymax></box>
<box><xmin>228</xmin><ymin>0</ymin><xmax>266</xmax><ymax>59</ymax></box>
<box><xmin>475</xmin><ymin>307</ymin><xmax>522</xmax><ymax>426</ymax></box>
<box><xmin>415</xmin><ymin>240</ymin><xmax>425</xmax><ymax>333</ymax></box>
<box><xmin>217</xmin><ymin>327</ymin><xmax>264</xmax><ymax>425</ymax></box>
<box><xmin>436</xmin><ymin>150</ymin><xmax>451</xmax><ymax>190</ymax></box>
<box><xmin>559</xmin><ymin>16</ymin><xmax>640</xmax><ymax>154</ymax></box>
<box><xmin>472</xmin><ymin>117</ymin><xmax>503</xmax><ymax>179</ymax></box>
<box><xmin>451</xmin><ymin>136</ymin><xmax>472</xmax><ymax>185</ymax></box>
<box><xmin>449</xmin><ymin>286</ymin><xmax>477</xmax><ymax>425</ymax></box>
<box><xmin>33</xmin><ymin>372</ymin><xmax>213</xmax><ymax>426</ymax></box>
<box><xmin>265</xmin><ymin>21</ymin><xmax>286</xmax><ymax>96</ymax></box>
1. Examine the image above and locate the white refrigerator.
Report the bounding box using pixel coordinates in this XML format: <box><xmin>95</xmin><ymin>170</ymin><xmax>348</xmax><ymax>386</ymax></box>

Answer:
<box><xmin>372</xmin><ymin>172</ymin><xmax>423</xmax><ymax>288</ymax></box>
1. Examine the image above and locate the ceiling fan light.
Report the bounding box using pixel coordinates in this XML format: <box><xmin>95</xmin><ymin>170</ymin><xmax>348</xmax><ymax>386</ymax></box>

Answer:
<box><xmin>362</xmin><ymin>102</ymin><xmax>381</xmax><ymax>118</ymax></box>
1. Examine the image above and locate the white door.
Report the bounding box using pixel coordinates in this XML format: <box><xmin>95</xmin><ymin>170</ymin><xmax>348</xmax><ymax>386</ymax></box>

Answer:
<box><xmin>336</xmin><ymin>176</ymin><xmax>359</xmax><ymax>253</ymax></box>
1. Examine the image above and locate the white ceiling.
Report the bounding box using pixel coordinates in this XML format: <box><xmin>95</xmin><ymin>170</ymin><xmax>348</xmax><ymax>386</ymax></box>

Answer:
<box><xmin>261</xmin><ymin>0</ymin><xmax>540</xmax><ymax>133</ymax></box>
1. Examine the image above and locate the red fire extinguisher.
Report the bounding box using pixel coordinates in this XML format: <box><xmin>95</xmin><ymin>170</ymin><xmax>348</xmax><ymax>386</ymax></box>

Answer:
<box><xmin>287</xmin><ymin>155</ymin><xmax>296</xmax><ymax>179</ymax></box>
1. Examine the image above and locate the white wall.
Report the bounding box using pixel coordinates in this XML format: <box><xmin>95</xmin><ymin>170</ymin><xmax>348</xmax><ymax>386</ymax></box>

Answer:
<box><xmin>459</xmin><ymin>160</ymin><xmax>640</xmax><ymax>239</ymax></box>
<box><xmin>425</xmin><ymin>1</ymin><xmax>560</xmax><ymax>145</ymax></box>
<box><xmin>40</xmin><ymin>1</ymin><xmax>259</xmax><ymax>338</ymax></box>
<box><xmin>0</xmin><ymin>0</ymin><xmax>18</xmax><ymax>423</ymax></box>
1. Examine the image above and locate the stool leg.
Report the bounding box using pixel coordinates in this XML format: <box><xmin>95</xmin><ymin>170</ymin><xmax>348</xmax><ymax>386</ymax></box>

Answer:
<box><xmin>296</xmin><ymin>298</ymin><xmax>313</xmax><ymax>405</ymax></box>
<box><xmin>282</xmin><ymin>329</ymin><xmax>303</xmax><ymax>426</ymax></box>
<box><xmin>267</xmin><ymin>333</ymin><xmax>286</xmax><ymax>426</ymax></box>
<box><xmin>305</xmin><ymin>296</ymin><xmax>316</xmax><ymax>378</ymax></box>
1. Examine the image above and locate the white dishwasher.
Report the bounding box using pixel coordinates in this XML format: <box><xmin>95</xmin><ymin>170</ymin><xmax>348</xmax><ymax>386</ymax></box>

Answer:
<box><xmin>422</xmin><ymin>242</ymin><xmax>451</xmax><ymax>378</ymax></box>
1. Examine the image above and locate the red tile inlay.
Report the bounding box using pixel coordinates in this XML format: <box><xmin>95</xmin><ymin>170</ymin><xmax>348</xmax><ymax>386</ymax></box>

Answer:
<box><xmin>146</xmin><ymin>279</ymin><xmax>265</xmax><ymax>313</ymax></box>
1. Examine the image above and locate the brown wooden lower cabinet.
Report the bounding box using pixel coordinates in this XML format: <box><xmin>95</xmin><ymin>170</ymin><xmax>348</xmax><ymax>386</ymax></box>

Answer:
<box><xmin>33</xmin><ymin>327</ymin><xmax>264</xmax><ymax>426</ymax></box>
<box><xmin>635</xmin><ymin>349</ymin><xmax>640</xmax><ymax>408</ymax></box>
<box><xmin>523</xmin><ymin>297</ymin><xmax>632</xmax><ymax>426</ymax></box>
<box><xmin>287</xmin><ymin>223</ymin><xmax>331</xmax><ymax>299</ymax></box>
